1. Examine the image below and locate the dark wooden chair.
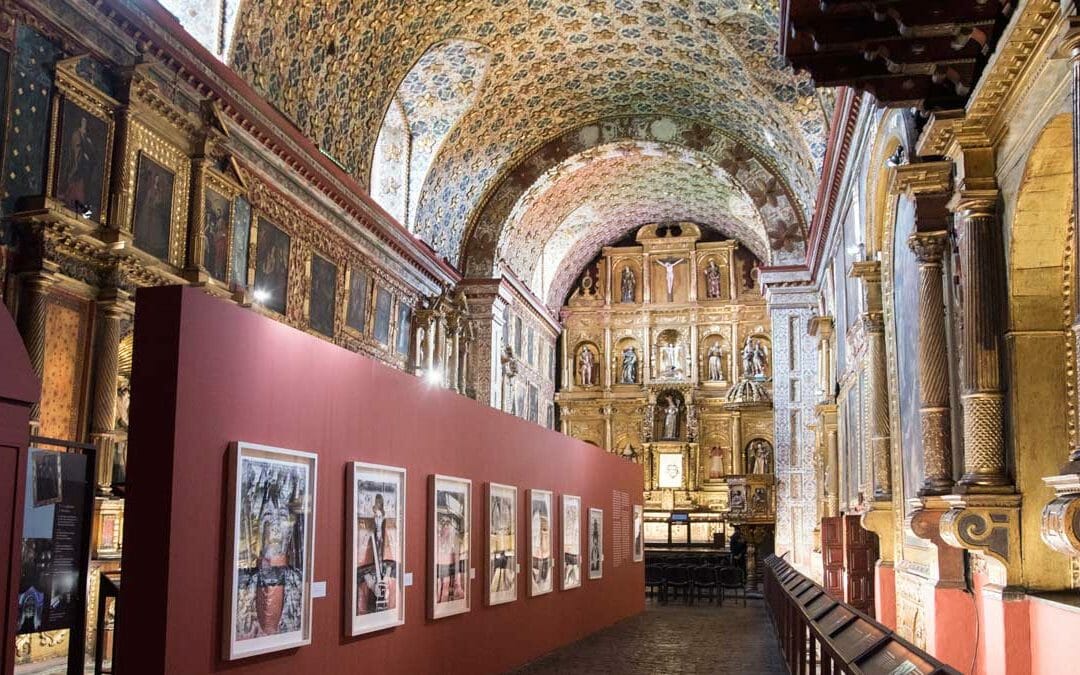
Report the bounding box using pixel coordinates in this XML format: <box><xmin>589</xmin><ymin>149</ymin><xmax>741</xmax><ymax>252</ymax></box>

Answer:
<box><xmin>665</xmin><ymin>565</ymin><xmax>693</xmax><ymax>604</ymax></box>
<box><xmin>718</xmin><ymin>566</ymin><xmax>746</xmax><ymax>607</ymax></box>
<box><xmin>645</xmin><ymin>565</ymin><xmax>666</xmax><ymax>602</ymax></box>
<box><xmin>691</xmin><ymin>566</ymin><xmax>719</xmax><ymax>605</ymax></box>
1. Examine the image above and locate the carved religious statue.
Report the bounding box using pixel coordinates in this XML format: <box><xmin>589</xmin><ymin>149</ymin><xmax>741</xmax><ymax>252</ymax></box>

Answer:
<box><xmin>707</xmin><ymin>341</ymin><xmax>724</xmax><ymax>381</ymax></box>
<box><xmin>660</xmin><ymin>339</ymin><xmax>682</xmax><ymax>376</ymax></box>
<box><xmin>501</xmin><ymin>345</ymin><xmax>518</xmax><ymax>413</ymax></box>
<box><xmin>655</xmin><ymin>257</ymin><xmax>685</xmax><ymax>302</ymax></box>
<box><xmin>741</xmin><ymin>336</ymin><xmax>769</xmax><ymax>379</ymax></box>
<box><xmin>578</xmin><ymin>345</ymin><xmax>596</xmax><ymax>386</ymax></box>
<box><xmin>709</xmin><ymin>446</ymin><xmax>725</xmax><ymax>479</ymax></box>
<box><xmin>750</xmin><ymin>439</ymin><xmax>772</xmax><ymax>475</ymax></box>
<box><xmin>660</xmin><ymin>395</ymin><xmax>681</xmax><ymax>440</ymax></box>
<box><xmin>620</xmin><ymin>267</ymin><xmax>635</xmax><ymax>303</ymax></box>
<box><xmin>704</xmin><ymin>258</ymin><xmax>723</xmax><ymax>299</ymax></box>
<box><xmin>620</xmin><ymin>346</ymin><xmax>638</xmax><ymax>384</ymax></box>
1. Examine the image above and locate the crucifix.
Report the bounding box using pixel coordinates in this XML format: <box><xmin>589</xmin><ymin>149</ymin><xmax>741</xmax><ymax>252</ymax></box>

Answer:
<box><xmin>655</xmin><ymin>257</ymin><xmax>686</xmax><ymax>302</ymax></box>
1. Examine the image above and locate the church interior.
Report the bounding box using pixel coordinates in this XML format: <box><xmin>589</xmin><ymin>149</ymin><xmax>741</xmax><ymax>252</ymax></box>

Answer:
<box><xmin>1</xmin><ymin>0</ymin><xmax>1079</xmax><ymax>673</ymax></box>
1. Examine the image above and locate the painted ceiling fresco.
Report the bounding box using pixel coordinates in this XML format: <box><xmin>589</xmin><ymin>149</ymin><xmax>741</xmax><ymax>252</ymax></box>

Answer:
<box><xmin>230</xmin><ymin>0</ymin><xmax>828</xmax><ymax>271</ymax></box>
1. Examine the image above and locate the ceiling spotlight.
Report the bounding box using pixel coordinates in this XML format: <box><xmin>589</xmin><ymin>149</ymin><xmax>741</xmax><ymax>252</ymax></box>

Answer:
<box><xmin>252</xmin><ymin>288</ymin><xmax>271</xmax><ymax>304</ymax></box>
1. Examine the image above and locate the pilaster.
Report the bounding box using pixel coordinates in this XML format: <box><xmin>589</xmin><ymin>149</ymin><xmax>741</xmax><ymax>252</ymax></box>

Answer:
<box><xmin>16</xmin><ymin>267</ymin><xmax>59</xmax><ymax>429</ymax></box>
<box><xmin>89</xmin><ymin>288</ymin><xmax>133</xmax><ymax>494</ymax></box>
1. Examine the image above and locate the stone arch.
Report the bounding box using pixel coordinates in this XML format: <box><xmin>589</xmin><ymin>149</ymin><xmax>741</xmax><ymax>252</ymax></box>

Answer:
<box><xmin>866</xmin><ymin>109</ymin><xmax>919</xmax><ymax>257</ymax></box>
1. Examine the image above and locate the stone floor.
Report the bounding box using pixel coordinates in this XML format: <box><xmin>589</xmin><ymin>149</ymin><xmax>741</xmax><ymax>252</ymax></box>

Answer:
<box><xmin>512</xmin><ymin>598</ymin><xmax>786</xmax><ymax>674</ymax></box>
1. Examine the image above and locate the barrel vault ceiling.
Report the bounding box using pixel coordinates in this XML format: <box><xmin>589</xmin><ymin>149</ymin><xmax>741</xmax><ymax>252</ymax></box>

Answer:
<box><xmin>229</xmin><ymin>0</ymin><xmax>830</xmax><ymax>296</ymax></box>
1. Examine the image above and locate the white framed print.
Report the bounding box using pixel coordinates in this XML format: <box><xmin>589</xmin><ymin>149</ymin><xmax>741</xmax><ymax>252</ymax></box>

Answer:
<box><xmin>561</xmin><ymin>495</ymin><xmax>582</xmax><ymax>590</ymax></box>
<box><xmin>528</xmin><ymin>489</ymin><xmax>554</xmax><ymax>596</ymax></box>
<box><xmin>224</xmin><ymin>441</ymin><xmax>317</xmax><ymax>660</ymax></box>
<box><xmin>348</xmin><ymin>462</ymin><xmax>405</xmax><ymax>636</ymax></box>
<box><xmin>588</xmin><ymin>507</ymin><xmax>604</xmax><ymax>580</ymax></box>
<box><xmin>429</xmin><ymin>474</ymin><xmax>471</xmax><ymax>619</ymax></box>
<box><xmin>633</xmin><ymin>504</ymin><xmax>644</xmax><ymax>562</ymax></box>
<box><xmin>487</xmin><ymin>482</ymin><xmax>518</xmax><ymax>606</ymax></box>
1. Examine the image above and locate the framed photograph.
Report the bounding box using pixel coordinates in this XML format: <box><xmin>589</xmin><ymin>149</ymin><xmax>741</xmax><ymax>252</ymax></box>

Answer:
<box><xmin>224</xmin><ymin>442</ymin><xmax>317</xmax><ymax>661</ymax></box>
<box><xmin>131</xmin><ymin>152</ymin><xmax>176</xmax><ymax>262</ymax></box>
<box><xmin>588</xmin><ymin>508</ymin><xmax>603</xmax><ymax>580</ymax></box>
<box><xmin>632</xmin><ymin>504</ymin><xmax>644</xmax><ymax>562</ymax></box>
<box><xmin>32</xmin><ymin>451</ymin><xmax>63</xmax><ymax>507</ymax></box>
<box><xmin>528</xmin><ymin>489</ymin><xmax>554</xmax><ymax>596</ymax></box>
<box><xmin>429</xmin><ymin>474</ymin><xmax>471</xmax><ymax>619</ymax></box>
<box><xmin>348</xmin><ymin>462</ymin><xmax>405</xmax><ymax>636</ymax></box>
<box><xmin>486</xmin><ymin>483</ymin><xmax>517</xmax><ymax>606</ymax></box>
<box><xmin>561</xmin><ymin>495</ymin><xmax>581</xmax><ymax>590</ymax></box>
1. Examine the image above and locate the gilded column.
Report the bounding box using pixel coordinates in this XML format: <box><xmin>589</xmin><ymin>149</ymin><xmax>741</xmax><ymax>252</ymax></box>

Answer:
<box><xmin>731</xmin><ymin>411</ymin><xmax>744</xmax><ymax>474</ymax></box>
<box><xmin>851</xmin><ymin>261</ymin><xmax>891</xmax><ymax>500</ymax></box>
<box><xmin>17</xmin><ymin>269</ymin><xmax>58</xmax><ymax>430</ymax></box>
<box><xmin>909</xmin><ymin>231</ymin><xmax>954</xmax><ymax>495</ymax></box>
<box><xmin>90</xmin><ymin>290</ymin><xmax>132</xmax><ymax>494</ymax></box>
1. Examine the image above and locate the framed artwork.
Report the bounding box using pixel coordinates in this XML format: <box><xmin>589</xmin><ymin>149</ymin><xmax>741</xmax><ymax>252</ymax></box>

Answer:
<box><xmin>346</xmin><ymin>267</ymin><xmax>369</xmax><ymax>333</ymax></box>
<box><xmin>54</xmin><ymin>98</ymin><xmax>109</xmax><ymax>221</ymax></box>
<box><xmin>348</xmin><ymin>462</ymin><xmax>405</xmax><ymax>636</ymax></box>
<box><xmin>588</xmin><ymin>508</ymin><xmax>603</xmax><ymax>580</ymax></box>
<box><xmin>231</xmin><ymin>197</ymin><xmax>252</xmax><ymax>290</ymax></box>
<box><xmin>632</xmin><ymin>504</ymin><xmax>644</xmax><ymax>562</ymax></box>
<box><xmin>254</xmin><ymin>218</ymin><xmax>290</xmax><ymax>315</ymax></box>
<box><xmin>373</xmin><ymin>287</ymin><xmax>392</xmax><ymax>345</ymax></box>
<box><xmin>486</xmin><ymin>482</ymin><xmax>517</xmax><ymax>606</ymax></box>
<box><xmin>429</xmin><ymin>474</ymin><xmax>471</xmax><ymax>619</ymax></box>
<box><xmin>561</xmin><ymin>495</ymin><xmax>581</xmax><ymax>590</ymax></box>
<box><xmin>396</xmin><ymin>302</ymin><xmax>412</xmax><ymax>356</ymax></box>
<box><xmin>131</xmin><ymin>153</ymin><xmax>176</xmax><ymax>262</ymax></box>
<box><xmin>31</xmin><ymin>451</ymin><xmax>63</xmax><ymax>507</ymax></box>
<box><xmin>203</xmin><ymin>186</ymin><xmax>232</xmax><ymax>281</ymax></box>
<box><xmin>224</xmin><ymin>441</ymin><xmax>317</xmax><ymax>661</ymax></box>
<box><xmin>309</xmin><ymin>253</ymin><xmax>337</xmax><ymax>337</ymax></box>
<box><xmin>528</xmin><ymin>489</ymin><xmax>554</xmax><ymax>596</ymax></box>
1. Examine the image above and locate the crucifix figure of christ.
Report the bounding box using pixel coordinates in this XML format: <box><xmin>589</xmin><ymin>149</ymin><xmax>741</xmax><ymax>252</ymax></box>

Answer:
<box><xmin>655</xmin><ymin>257</ymin><xmax>686</xmax><ymax>303</ymax></box>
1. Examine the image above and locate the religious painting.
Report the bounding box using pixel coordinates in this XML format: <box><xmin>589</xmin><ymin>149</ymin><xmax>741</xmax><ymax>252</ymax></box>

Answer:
<box><xmin>203</xmin><ymin>187</ymin><xmax>231</xmax><ymax>281</ymax></box>
<box><xmin>373</xmin><ymin>287</ymin><xmax>392</xmax><ymax>345</ymax></box>
<box><xmin>396</xmin><ymin>303</ymin><xmax>412</xmax><ymax>356</ymax></box>
<box><xmin>562</xmin><ymin>495</ymin><xmax>581</xmax><ymax>590</ymax></box>
<box><xmin>528</xmin><ymin>489</ymin><xmax>554</xmax><ymax>596</ymax></box>
<box><xmin>32</xmin><ymin>451</ymin><xmax>62</xmax><ymax>507</ymax></box>
<box><xmin>308</xmin><ymin>253</ymin><xmax>337</xmax><ymax>337</ymax></box>
<box><xmin>231</xmin><ymin>197</ymin><xmax>252</xmax><ymax>290</ymax></box>
<box><xmin>254</xmin><ymin>218</ymin><xmax>290</xmax><ymax>315</ymax></box>
<box><xmin>486</xmin><ymin>482</ymin><xmax>517</xmax><ymax>606</ymax></box>
<box><xmin>429</xmin><ymin>474</ymin><xmax>471</xmax><ymax>619</ymax></box>
<box><xmin>346</xmin><ymin>268</ymin><xmax>369</xmax><ymax>333</ymax></box>
<box><xmin>348</xmin><ymin>462</ymin><xmax>405</xmax><ymax>636</ymax></box>
<box><xmin>224</xmin><ymin>441</ymin><xmax>316</xmax><ymax>660</ymax></box>
<box><xmin>54</xmin><ymin>98</ymin><xmax>108</xmax><ymax>221</ymax></box>
<box><xmin>131</xmin><ymin>153</ymin><xmax>175</xmax><ymax>261</ymax></box>
<box><xmin>633</xmin><ymin>504</ymin><xmax>644</xmax><ymax>562</ymax></box>
<box><xmin>587</xmin><ymin>508</ymin><xmax>603</xmax><ymax>580</ymax></box>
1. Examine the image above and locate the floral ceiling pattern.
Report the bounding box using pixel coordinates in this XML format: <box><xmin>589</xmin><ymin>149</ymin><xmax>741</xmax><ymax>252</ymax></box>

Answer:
<box><xmin>230</xmin><ymin>0</ymin><xmax>828</xmax><ymax>268</ymax></box>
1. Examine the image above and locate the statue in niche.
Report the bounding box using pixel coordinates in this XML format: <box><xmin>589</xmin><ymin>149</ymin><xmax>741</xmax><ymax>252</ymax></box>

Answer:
<box><xmin>501</xmin><ymin>345</ymin><xmax>518</xmax><ymax>412</ymax></box>
<box><xmin>709</xmin><ymin>446</ymin><xmax>726</xmax><ymax>479</ymax></box>
<box><xmin>660</xmin><ymin>395</ymin><xmax>681</xmax><ymax>440</ymax></box>
<box><xmin>707</xmin><ymin>342</ymin><xmax>724</xmax><ymax>381</ymax></box>
<box><xmin>620</xmin><ymin>346</ymin><xmax>638</xmax><ymax>384</ymax></box>
<box><xmin>578</xmin><ymin>345</ymin><xmax>596</xmax><ymax>386</ymax></box>
<box><xmin>655</xmin><ymin>257</ymin><xmax>686</xmax><ymax>302</ymax></box>
<box><xmin>660</xmin><ymin>339</ymin><xmax>682</xmax><ymax>376</ymax></box>
<box><xmin>620</xmin><ymin>267</ymin><xmax>635</xmax><ymax>303</ymax></box>
<box><xmin>750</xmin><ymin>439</ymin><xmax>772</xmax><ymax>475</ymax></box>
<box><xmin>741</xmin><ymin>336</ymin><xmax>769</xmax><ymax>379</ymax></box>
<box><xmin>115</xmin><ymin>375</ymin><xmax>131</xmax><ymax>431</ymax></box>
<box><xmin>704</xmin><ymin>259</ymin><xmax>724</xmax><ymax>299</ymax></box>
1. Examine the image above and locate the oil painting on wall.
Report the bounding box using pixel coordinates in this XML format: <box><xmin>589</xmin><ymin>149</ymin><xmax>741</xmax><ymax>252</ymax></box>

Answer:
<box><xmin>346</xmin><ymin>268</ymin><xmax>369</xmax><ymax>333</ymax></box>
<box><xmin>254</xmin><ymin>218</ymin><xmax>290</xmax><ymax>315</ymax></box>
<box><xmin>225</xmin><ymin>441</ymin><xmax>316</xmax><ymax>660</ymax></box>
<box><xmin>562</xmin><ymin>494</ymin><xmax>581</xmax><ymax>590</ymax></box>
<box><xmin>348</xmin><ymin>462</ymin><xmax>405</xmax><ymax>636</ymax></box>
<box><xmin>131</xmin><ymin>153</ymin><xmax>175</xmax><ymax>262</ymax></box>
<box><xmin>374</xmin><ymin>287</ymin><xmax>392</xmax><ymax>345</ymax></box>
<box><xmin>231</xmin><ymin>197</ymin><xmax>252</xmax><ymax>290</ymax></box>
<box><xmin>529</xmin><ymin>489</ymin><xmax>553</xmax><ymax>596</ymax></box>
<box><xmin>487</xmin><ymin>482</ymin><xmax>517</xmax><ymax>606</ymax></box>
<box><xmin>588</xmin><ymin>508</ymin><xmax>603</xmax><ymax>580</ymax></box>
<box><xmin>203</xmin><ymin>187</ymin><xmax>231</xmax><ymax>281</ymax></box>
<box><xmin>309</xmin><ymin>253</ymin><xmax>337</xmax><ymax>337</ymax></box>
<box><xmin>430</xmin><ymin>474</ymin><xmax>471</xmax><ymax>619</ymax></box>
<box><xmin>54</xmin><ymin>98</ymin><xmax>108</xmax><ymax>221</ymax></box>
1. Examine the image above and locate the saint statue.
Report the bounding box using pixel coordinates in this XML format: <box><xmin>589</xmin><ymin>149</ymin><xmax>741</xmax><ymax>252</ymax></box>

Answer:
<box><xmin>709</xmin><ymin>446</ymin><xmax>725</xmax><ymax>479</ymax></box>
<box><xmin>660</xmin><ymin>340</ymin><xmax>681</xmax><ymax>375</ymax></box>
<box><xmin>620</xmin><ymin>267</ymin><xmax>635</xmax><ymax>303</ymax></box>
<box><xmin>655</xmin><ymin>257</ymin><xmax>685</xmax><ymax>302</ymax></box>
<box><xmin>578</xmin><ymin>345</ymin><xmax>595</xmax><ymax>386</ymax></box>
<box><xmin>707</xmin><ymin>342</ymin><xmax>724</xmax><ymax>381</ymax></box>
<box><xmin>742</xmin><ymin>336</ymin><xmax>769</xmax><ymax>379</ymax></box>
<box><xmin>704</xmin><ymin>259</ymin><xmax>723</xmax><ymax>299</ymax></box>
<box><xmin>751</xmin><ymin>440</ymin><xmax>772</xmax><ymax>475</ymax></box>
<box><xmin>752</xmin><ymin>339</ymin><xmax>769</xmax><ymax>378</ymax></box>
<box><xmin>621</xmin><ymin>346</ymin><xmax>638</xmax><ymax>384</ymax></box>
<box><xmin>661</xmin><ymin>395</ymin><xmax>680</xmax><ymax>440</ymax></box>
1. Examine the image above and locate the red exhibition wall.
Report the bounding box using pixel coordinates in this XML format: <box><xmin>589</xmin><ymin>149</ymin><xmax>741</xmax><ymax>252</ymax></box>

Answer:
<box><xmin>115</xmin><ymin>286</ymin><xmax>644</xmax><ymax>674</ymax></box>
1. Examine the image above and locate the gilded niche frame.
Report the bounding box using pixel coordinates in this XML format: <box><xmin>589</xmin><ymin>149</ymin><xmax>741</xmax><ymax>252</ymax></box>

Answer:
<box><xmin>122</xmin><ymin>118</ymin><xmax>191</xmax><ymax>269</ymax></box>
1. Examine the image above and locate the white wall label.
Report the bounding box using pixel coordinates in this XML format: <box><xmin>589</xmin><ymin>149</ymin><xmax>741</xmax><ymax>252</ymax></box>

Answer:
<box><xmin>311</xmin><ymin>581</ymin><xmax>326</xmax><ymax>598</ymax></box>
<box><xmin>404</xmin><ymin>572</ymin><xmax>414</xmax><ymax>587</ymax></box>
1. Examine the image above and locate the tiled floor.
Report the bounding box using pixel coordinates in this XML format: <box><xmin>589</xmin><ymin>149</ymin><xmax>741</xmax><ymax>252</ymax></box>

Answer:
<box><xmin>513</xmin><ymin>598</ymin><xmax>786</xmax><ymax>674</ymax></box>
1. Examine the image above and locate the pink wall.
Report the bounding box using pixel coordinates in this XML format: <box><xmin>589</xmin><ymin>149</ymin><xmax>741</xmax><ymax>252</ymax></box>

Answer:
<box><xmin>1028</xmin><ymin>595</ymin><xmax>1080</xmax><ymax>674</ymax></box>
<box><xmin>116</xmin><ymin>287</ymin><xmax>644</xmax><ymax>674</ymax></box>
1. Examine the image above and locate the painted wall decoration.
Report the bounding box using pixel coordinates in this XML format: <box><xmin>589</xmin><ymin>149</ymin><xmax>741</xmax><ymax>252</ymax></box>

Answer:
<box><xmin>373</xmin><ymin>287</ymin><xmax>392</xmax><ymax>345</ymax></box>
<box><xmin>588</xmin><ymin>507</ymin><xmax>603</xmax><ymax>580</ymax></box>
<box><xmin>486</xmin><ymin>482</ymin><xmax>517</xmax><ymax>606</ymax></box>
<box><xmin>562</xmin><ymin>495</ymin><xmax>581</xmax><ymax>590</ymax></box>
<box><xmin>203</xmin><ymin>187</ymin><xmax>231</xmax><ymax>281</ymax></box>
<box><xmin>54</xmin><ymin>99</ymin><xmax>109</xmax><ymax>221</ymax></box>
<box><xmin>224</xmin><ymin>441</ymin><xmax>316</xmax><ymax>660</ymax></box>
<box><xmin>131</xmin><ymin>153</ymin><xmax>175</xmax><ymax>261</ymax></box>
<box><xmin>430</xmin><ymin>475</ymin><xmax>471</xmax><ymax>620</ymax></box>
<box><xmin>348</xmin><ymin>462</ymin><xmax>405</xmax><ymax>636</ymax></box>
<box><xmin>529</xmin><ymin>489</ymin><xmax>553</xmax><ymax>597</ymax></box>
<box><xmin>308</xmin><ymin>253</ymin><xmax>337</xmax><ymax>337</ymax></box>
<box><xmin>346</xmin><ymin>268</ymin><xmax>369</xmax><ymax>333</ymax></box>
<box><xmin>231</xmin><ymin>196</ymin><xmax>252</xmax><ymax>289</ymax></box>
<box><xmin>254</xmin><ymin>218</ymin><xmax>290</xmax><ymax>315</ymax></box>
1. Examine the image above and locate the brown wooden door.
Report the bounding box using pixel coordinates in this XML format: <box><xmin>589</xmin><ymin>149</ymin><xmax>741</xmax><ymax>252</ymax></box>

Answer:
<box><xmin>842</xmin><ymin>515</ymin><xmax>878</xmax><ymax>614</ymax></box>
<box><xmin>820</xmin><ymin>516</ymin><xmax>844</xmax><ymax>600</ymax></box>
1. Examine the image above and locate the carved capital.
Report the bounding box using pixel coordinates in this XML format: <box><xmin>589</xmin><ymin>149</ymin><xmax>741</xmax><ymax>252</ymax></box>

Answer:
<box><xmin>907</xmin><ymin>231</ymin><xmax>948</xmax><ymax>264</ymax></box>
<box><xmin>1041</xmin><ymin>473</ymin><xmax>1080</xmax><ymax>556</ymax></box>
<box><xmin>889</xmin><ymin>160</ymin><xmax>953</xmax><ymax>197</ymax></box>
<box><xmin>939</xmin><ymin>494</ymin><xmax>1021</xmax><ymax>584</ymax></box>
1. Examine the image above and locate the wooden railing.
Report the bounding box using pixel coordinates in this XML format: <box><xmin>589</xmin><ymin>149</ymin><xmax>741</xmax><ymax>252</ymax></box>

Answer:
<box><xmin>763</xmin><ymin>555</ymin><xmax>959</xmax><ymax>675</ymax></box>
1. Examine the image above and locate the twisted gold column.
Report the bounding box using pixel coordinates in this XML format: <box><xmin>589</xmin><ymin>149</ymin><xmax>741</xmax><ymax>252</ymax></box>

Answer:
<box><xmin>17</xmin><ymin>270</ymin><xmax>58</xmax><ymax>430</ymax></box>
<box><xmin>90</xmin><ymin>290</ymin><xmax>131</xmax><ymax>494</ymax></box>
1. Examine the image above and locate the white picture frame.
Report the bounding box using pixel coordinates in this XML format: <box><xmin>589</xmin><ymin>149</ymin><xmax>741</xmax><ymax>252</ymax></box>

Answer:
<box><xmin>224</xmin><ymin>441</ymin><xmax>317</xmax><ymax>661</ymax></box>
<box><xmin>429</xmin><ymin>474</ymin><xmax>472</xmax><ymax>619</ymax></box>
<box><xmin>486</xmin><ymin>482</ymin><xmax>518</xmax><ymax>606</ymax></box>
<box><xmin>347</xmin><ymin>462</ymin><xmax>406</xmax><ymax>636</ymax></box>
<box><xmin>561</xmin><ymin>495</ymin><xmax>582</xmax><ymax>590</ymax></box>
<box><xmin>633</xmin><ymin>504</ymin><xmax>644</xmax><ymax>562</ymax></box>
<box><xmin>588</xmin><ymin>507</ymin><xmax>604</xmax><ymax>580</ymax></box>
<box><xmin>528</xmin><ymin>489</ymin><xmax>554</xmax><ymax>596</ymax></box>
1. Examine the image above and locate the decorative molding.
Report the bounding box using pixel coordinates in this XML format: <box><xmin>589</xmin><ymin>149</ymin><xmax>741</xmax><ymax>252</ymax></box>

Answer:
<box><xmin>940</xmin><ymin>494</ymin><xmax>1022</xmax><ymax>584</ymax></box>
